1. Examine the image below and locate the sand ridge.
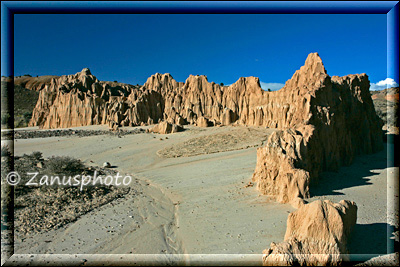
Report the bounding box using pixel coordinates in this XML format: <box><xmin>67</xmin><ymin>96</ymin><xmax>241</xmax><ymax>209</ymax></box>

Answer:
<box><xmin>157</xmin><ymin>126</ymin><xmax>275</xmax><ymax>158</ymax></box>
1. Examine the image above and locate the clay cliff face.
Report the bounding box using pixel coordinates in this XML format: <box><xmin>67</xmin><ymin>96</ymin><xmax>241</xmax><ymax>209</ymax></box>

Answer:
<box><xmin>29</xmin><ymin>53</ymin><xmax>383</xmax><ymax>204</ymax></box>
<box><xmin>263</xmin><ymin>199</ymin><xmax>357</xmax><ymax>266</ymax></box>
<box><xmin>252</xmin><ymin>53</ymin><xmax>383</xmax><ymax>203</ymax></box>
<box><xmin>29</xmin><ymin>69</ymin><xmax>165</xmax><ymax>129</ymax></box>
<box><xmin>30</xmin><ymin>60</ymin><xmax>323</xmax><ymax>130</ymax></box>
<box><xmin>154</xmin><ymin>72</ymin><xmax>316</xmax><ymax>129</ymax></box>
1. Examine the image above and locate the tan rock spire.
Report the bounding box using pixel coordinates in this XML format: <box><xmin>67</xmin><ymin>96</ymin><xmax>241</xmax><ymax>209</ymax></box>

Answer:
<box><xmin>80</xmin><ymin>68</ymin><xmax>92</xmax><ymax>76</ymax></box>
<box><xmin>252</xmin><ymin>53</ymin><xmax>383</xmax><ymax>204</ymax></box>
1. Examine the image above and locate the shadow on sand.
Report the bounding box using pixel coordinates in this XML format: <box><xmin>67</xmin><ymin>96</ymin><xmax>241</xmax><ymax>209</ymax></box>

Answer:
<box><xmin>348</xmin><ymin>223</ymin><xmax>395</xmax><ymax>254</ymax></box>
<box><xmin>108</xmin><ymin>165</ymin><xmax>118</xmax><ymax>169</ymax></box>
<box><xmin>308</xmin><ymin>142</ymin><xmax>398</xmax><ymax>263</ymax></box>
<box><xmin>309</xmin><ymin>143</ymin><xmax>391</xmax><ymax>197</ymax></box>
<box><xmin>348</xmin><ymin>223</ymin><xmax>397</xmax><ymax>263</ymax></box>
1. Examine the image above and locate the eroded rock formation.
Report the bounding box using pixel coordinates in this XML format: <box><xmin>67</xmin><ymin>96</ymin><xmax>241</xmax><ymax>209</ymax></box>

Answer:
<box><xmin>196</xmin><ymin>116</ymin><xmax>210</xmax><ymax>127</ymax></box>
<box><xmin>263</xmin><ymin>199</ymin><xmax>357</xmax><ymax>266</ymax></box>
<box><xmin>252</xmin><ymin>53</ymin><xmax>383</xmax><ymax>203</ymax></box>
<box><xmin>30</xmin><ymin>54</ymin><xmax>339</xmax><ymax>131</ymax></box>
<box><xmin>147</xmin><ymin>121</ymin><xmax>183</xmax><ymax>134</ymax></box>
<box><xmin>29</xmin><ymin>68</ymin><xmax>164</xmax><ymax>129</ymax></box>
<box><xmin>28</xmin><ymin>53</ymin><xmax>383</xmax><ymax>202</ymax></box>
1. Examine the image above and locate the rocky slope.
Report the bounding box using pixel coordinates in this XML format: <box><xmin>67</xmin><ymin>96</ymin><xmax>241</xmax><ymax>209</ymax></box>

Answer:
<box><xmin>0</xmin><ymin>79</ymin><xmax>40</xmax><ymax>128</ymax></box>
<box><xmin>14</xmin><ymin>75</ymin><xmax>58</xmax><ymax>91</ymax></box>
<box><xmin>371</xmin><ymin>87</ymin><xmax>399</xmax><ymax>135</ymax></box>
<box><xmin>13</xmin><ymin>84</ymin><xmax>40</xmax><ymax>127</ymax></box>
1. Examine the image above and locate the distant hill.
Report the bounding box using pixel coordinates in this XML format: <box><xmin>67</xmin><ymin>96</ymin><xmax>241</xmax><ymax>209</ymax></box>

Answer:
<box><xmin>1</xmin><ymin>76</ymin><xmax>45</xmax><ymax>128</ymax></box>
<box><xmin>371</xmin><ymin>87</ymin><xmax>399</xmax><ymax>135</ymax></box>
<box><xmin>13</xmin><ymin>84</ymin><xmax>40</xmax><ymax>127</ymax></box>
<box><xmin>14</xmin><ymin>75</ymin><xmax>58</xmax><ymax>91</ymax></box>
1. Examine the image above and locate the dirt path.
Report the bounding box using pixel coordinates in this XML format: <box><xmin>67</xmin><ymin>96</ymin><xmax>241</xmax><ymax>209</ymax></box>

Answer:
<box><xmin>11</xmin><ymin>125</ymin><xmax>283</xmax><ymax>265</ymax></box>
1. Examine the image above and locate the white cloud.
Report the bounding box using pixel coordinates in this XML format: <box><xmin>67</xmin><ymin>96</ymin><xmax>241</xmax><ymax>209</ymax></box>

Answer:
<box><xmin>260</xmin><ymin>82</ymin><xmax>285</xmax><ymax>91</ymax></box>
<box><xmin>370</xmin><ymin>78</ymin><xmax>399</xmax><ymax>91</ymax></box>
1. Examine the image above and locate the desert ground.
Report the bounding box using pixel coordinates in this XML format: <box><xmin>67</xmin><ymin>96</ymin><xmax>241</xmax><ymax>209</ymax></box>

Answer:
<box><xmin>3</xmin><ymin>124</ymin><xmax>398</xmax><ymax>265</ymax></box>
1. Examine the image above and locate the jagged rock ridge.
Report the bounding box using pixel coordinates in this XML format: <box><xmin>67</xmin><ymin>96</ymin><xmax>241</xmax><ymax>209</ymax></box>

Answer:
<box><xmin>30</xmin><ymin>61</ymin><xmax>325</xmax><ymax>130</ymax></box>
<box><xmin>29</xmin><ymin>69</ymin><xmax>163</xmax><ymax>129</ymax></box>
<box><xmin>29</xmin><ymin>53</ymin><xmax>383</xmax><ymax>205</ymax></box>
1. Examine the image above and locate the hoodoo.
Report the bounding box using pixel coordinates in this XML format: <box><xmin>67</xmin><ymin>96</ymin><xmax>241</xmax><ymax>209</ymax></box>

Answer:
<box><xmin>263</xmin><ymin>199</ymin><xmax>358</xmax><ymax>266</ymax></box>
<box><xmin>251</xmin><ymin>53</ymin><xmax>383</xmax><ymax>203</ymax></box>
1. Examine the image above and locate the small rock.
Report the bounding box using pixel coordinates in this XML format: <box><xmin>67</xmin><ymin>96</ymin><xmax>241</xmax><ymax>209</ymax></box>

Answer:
<box><xmin>244</xmin><ymin>182</ymin><xmax>254</xmax><ymax>188</ymax></box>
<box><xmin>103</xmin><ymin>162</ymin><xmax>111</xmax><ymax>168</ymax></box>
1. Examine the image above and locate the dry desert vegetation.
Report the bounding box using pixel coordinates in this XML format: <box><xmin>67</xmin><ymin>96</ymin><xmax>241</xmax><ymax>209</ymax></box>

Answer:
<box><xmin>1</xmin><ymin>53</ymin><xmax>398</xmax><ymax>266</ymax></box>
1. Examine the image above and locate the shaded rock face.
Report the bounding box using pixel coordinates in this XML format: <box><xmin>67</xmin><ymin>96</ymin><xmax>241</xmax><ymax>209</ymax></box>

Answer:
<box><xmin>263</xmin><ymin>199</ymin><xmax>357</xmax><ymax>266</ymax></box>
<box><xmin>252</xmin><ymin>53</ymin><xmax>383</xmax><ymax>203</ymax></box>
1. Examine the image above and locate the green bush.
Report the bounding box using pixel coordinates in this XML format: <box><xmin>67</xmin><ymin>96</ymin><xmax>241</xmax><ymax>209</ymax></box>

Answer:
<box><xmin>46</xmin><ymin>156</ymin><xmax>84</xmax><ymax>176</ymax></box>
<box><xmin>31</xmin><ymin>151</ymin><xmax>43</xmax><ymax>161</ymax></box>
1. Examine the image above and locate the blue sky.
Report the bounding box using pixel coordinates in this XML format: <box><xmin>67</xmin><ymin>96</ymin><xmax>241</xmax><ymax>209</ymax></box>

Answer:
<box><xmin>14</xmin><ymin>14</ymin><xmax>396</xmax><ymax>90</ymax></box>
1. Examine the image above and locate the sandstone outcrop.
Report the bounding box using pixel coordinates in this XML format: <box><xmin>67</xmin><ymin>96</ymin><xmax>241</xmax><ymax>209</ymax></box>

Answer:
<box><xmin>263</xmin><ymin>199</ymin><xmax>357</xmax><ymax>266</ymax></box>
<box><xmin>252</xmin><ymin>53</ymin><xmax>383</xmax><ymax>203</ymax></box>
<box><xmin>29</xmin><ymin>68</ymin><xmax>164</xmax><ymax>129</ymax></box>
<box><xmin>148</xmin><ymin>121</ymin><xmax>183</xmax><ymax>134</ymax></box>
<box><xmin>30</xmin><ymin>59</ymin><xmax>334</xmax><ymax>130</ymax></box>
<box><xmin>196</xmin><ymin>116</ymin><xmax>210</xmax><ymax>127</ymax></box>
<box><xmin>27</xmin><ymin>53</ymin><xmax>383</xmax><ymax>203</ymax></box>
